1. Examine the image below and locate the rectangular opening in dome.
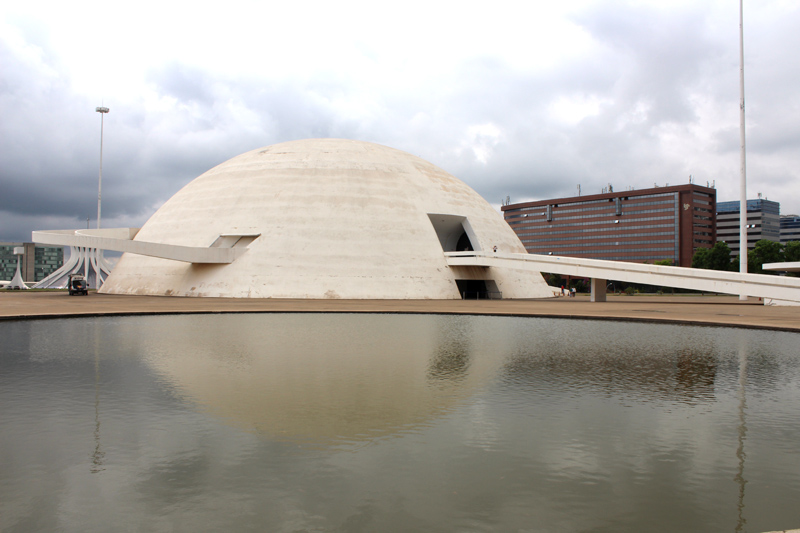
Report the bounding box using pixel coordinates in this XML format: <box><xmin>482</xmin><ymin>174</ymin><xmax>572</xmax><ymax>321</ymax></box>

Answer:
<box><xmin>427</xmin><ymin>214</ymin><xmax>480</xmax><ymax>252</ymax></box>
<box><xmin>210</xmin><ymin>234</ymin><xmax>261</xmax><ymax>248</ymax></box>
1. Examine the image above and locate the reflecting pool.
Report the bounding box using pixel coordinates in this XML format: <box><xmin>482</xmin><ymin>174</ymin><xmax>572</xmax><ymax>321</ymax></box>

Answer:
<box><xmin>2</xmin><ymin>314</ymin><xmax>799</xmax><ymax>532</ymax></box>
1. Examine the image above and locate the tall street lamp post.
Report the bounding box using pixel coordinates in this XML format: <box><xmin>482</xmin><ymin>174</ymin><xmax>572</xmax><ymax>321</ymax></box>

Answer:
<box><xmin>96</xmin><ymin>106</ymin><xmax>109</xmax><ymax>229</ymax></box>
<box><xmin>738</xmin><ymin>0</ymin><xmax>748</xmax><ymax>300</ymax></box>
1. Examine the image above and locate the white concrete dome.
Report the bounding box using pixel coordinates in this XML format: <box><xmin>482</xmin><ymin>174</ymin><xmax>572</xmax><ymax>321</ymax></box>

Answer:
<box><xmin>100</xmin><ymin>139</ymin><xmax>552</xmax><ymax>299</ymax></box>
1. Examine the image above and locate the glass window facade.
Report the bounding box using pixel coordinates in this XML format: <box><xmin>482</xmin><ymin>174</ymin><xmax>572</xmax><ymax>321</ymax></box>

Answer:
<box><xmin>716</xmin><ymin>199</ymin><xmax>781</xmax><ymax>253</ymax></box>
<box><xmin>502</xmin><ymin>185</ymin><xmax>716</xmax><ymax>267</ymax></box>
<box><xmin>0</xmin><ymin>243</ymin><xmax>64</xmax><ymax>282</ymax></box>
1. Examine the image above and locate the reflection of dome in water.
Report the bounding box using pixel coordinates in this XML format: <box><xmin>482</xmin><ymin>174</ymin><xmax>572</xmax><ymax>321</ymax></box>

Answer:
<box><xmin>142</xmin><ymin>314</ymin><xmax>495</xmax><ymax>444</ymax></box>
<box><xmin>100</xmin><ymin>138</ymin><xmax>551</xmax><ymax>298</ymax></box>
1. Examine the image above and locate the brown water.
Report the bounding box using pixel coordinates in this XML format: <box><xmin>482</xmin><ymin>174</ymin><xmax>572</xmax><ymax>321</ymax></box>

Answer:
<box><xmin>1</xmin><ymin>314</ymin><xmax>799</xmax><ymax>532</ymax></box>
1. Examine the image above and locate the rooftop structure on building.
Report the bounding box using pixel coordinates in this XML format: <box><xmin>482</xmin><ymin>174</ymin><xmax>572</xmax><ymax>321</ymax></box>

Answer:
<box><xmin>716</xmin><ymin>198</ymin><xmax>780</xmax><ymax>255</ymax></box>
<box><xmin>780</xmin><ymin>215</ymin><xmax>800</xmax><ymax>244</ymax></box>
<box><xmin>501</xmin><ymin>184</ymin><xmax>716</xmax><ymax>268</ymax></box>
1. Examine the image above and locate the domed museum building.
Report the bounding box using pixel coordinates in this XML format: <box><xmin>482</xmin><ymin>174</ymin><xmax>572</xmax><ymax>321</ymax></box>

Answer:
<box><xmin>98</xmin><ymin>139</ymin><xmax>552</xmax><ymax>299</ymax></box>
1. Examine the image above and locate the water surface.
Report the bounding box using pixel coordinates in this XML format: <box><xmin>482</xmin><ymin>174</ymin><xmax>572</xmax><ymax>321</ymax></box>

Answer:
<box><xmin>1</xmin><ymin>314</ymin><xmax>799</xmax><ymax>532</ymax></box>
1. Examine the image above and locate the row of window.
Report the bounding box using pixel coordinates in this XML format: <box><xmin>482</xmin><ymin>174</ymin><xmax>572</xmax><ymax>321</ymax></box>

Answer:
<box><xmin>519</xmin><ymin>231</ymin><xmax>676</xmax><ymax>243</ymax></box>
<box><xmin>514</xmin><ymin>217</ymin><xmax>676</xmax><ymax>234</ymax></box>
<box><xmin>692</xmin><ymin>194</ymin><xmax>712</xmax><ymax>205</ymax></box>
<box><xmin>505</xmin><ymin>198</ymin><xmax>675</xmax><ymax>219</ymax></box>
<box><xmin>523</xmin><ymin>239</ymin><xmax>675</xmax><ymax>248</ymax></box>
<box><xmin>714</xmin><ymin>229</ymin><xmax>780</xmax><ymax>236</ymax></box>
<box><xmin>0</xmin><ymin>264</ymin><xmax>61</xmax><ymax>270</ymax></box>
<box><xmin>531</xmin><ymin>252</ymin><xmax>676</xmax><ymax>261</ymax></box>
<box><xmin>508</xmin><ymin>206</ymin><xmax>676</xmax><ymax>225</ymax></box>
<box><xmin>517</xmin><ymin>223</ymin><xmax>676</xmax><ymax>237</ymax></box>
<box><xmin>527</xmin><ymin>247</ymin><xmax>675</xmax><ymax>255</ymax></box>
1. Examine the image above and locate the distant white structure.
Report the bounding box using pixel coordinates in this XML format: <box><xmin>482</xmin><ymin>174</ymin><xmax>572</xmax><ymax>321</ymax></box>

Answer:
<box><xmin>8</xmin><ymin>247</ymin><xmax>29</xmax><ymax>290</ymax></box>
<box><xmin>33</xmin><ymin>247</ymin><xmax>112</xmax><ymax>289</ymax></box>
<box><xmin>36</xmin><ymin>139</ymin><xmax>554</xmax><ymax>299</ymax></box>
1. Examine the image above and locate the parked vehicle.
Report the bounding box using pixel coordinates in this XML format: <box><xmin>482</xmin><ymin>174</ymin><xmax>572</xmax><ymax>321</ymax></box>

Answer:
<box><xmin>68</xmin><ymin>274</ymin><xmax>89</xmax><ymax>296</ymax></box>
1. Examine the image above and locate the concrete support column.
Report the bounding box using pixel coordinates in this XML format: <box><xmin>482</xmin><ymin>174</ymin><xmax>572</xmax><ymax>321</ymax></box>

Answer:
<box><xmin>591</xmin><ymin>278</ymin><xmax>607</xmax><ymax>302</ymax></box>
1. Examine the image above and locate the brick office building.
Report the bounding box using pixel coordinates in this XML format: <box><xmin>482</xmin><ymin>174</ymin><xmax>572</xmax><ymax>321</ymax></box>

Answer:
<box><xmin>501</xmin><ymin>184</ymin><xmax>716</xmax><ymax>267</ymax></box>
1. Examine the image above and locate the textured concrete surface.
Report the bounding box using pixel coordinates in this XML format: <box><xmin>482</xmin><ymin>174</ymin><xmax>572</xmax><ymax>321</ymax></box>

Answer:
<box><xmin>2</xmin><ymin>291</ymin><xmax>799</xmax><ymax>332</ymax></box>
<box><xmin>93</xmin><ymin>139</ymin><xmax>552</xmax><ymax>299</ymax></box>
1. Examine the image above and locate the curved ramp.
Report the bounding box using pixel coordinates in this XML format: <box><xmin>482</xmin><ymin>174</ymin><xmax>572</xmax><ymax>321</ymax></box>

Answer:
<box><xmin>446</xmin><ymin>251</ymin><xmax>800</xmax><ymax>303</ymax></box>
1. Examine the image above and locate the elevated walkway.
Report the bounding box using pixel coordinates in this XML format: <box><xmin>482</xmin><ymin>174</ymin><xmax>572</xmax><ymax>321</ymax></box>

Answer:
<box><xmin>445</xmin><ymin>251</ymin><xmax>800</xmax><ymax>304</ymax></box>
<box><xmin>32</xmin><ymin>228</ymin><xmax>800</xmax><ymax>304</ymax></box>
<box><xmin>33</xmin><ymin>229</ymin><xmax>259</xmax><ymax>264</ymax></box>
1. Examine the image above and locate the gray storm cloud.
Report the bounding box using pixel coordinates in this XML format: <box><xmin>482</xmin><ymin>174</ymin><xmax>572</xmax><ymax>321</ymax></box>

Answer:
<box><xmin>2</xmin><ymin>1</ymin><xmax>799</xmax><ymax>243</ymax></box>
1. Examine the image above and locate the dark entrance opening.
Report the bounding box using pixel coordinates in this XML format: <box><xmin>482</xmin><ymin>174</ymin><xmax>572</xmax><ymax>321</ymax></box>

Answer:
<box><xmin>456</xmin><ymin>280</ymin><xmax>488</xmax><ymax>299</ymax></box>
<box><xmin>455</xmin><ymin>279</ymin><xmax>502</xmax><ymax>299</ymax></box>
<box><xmin>455</xmin><ymin>232</ymin><xmax>473</xmax><ymax>251</ymax></box>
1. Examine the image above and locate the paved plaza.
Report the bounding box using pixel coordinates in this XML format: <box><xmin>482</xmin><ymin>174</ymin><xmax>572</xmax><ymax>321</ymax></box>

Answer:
<box><xmin>2</xmin><ymin>291</ymin><xmax>799</xmax><ymax>331</ymax></box>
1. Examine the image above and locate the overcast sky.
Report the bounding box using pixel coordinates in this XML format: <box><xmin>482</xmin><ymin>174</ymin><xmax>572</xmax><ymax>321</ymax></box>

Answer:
<box><xmin>2</xmin><ymin>0</ymin><xmax>799</xmax><ymax>243</ymax></box>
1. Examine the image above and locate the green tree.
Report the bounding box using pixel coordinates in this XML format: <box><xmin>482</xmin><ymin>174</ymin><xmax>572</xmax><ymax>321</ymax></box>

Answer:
<box><xmin>544</xmin><ymin>273</ymin><xmax>563</xmax><ymax>287</ymax></box>
<box><xmin>691</xmin><ymin>243</ymin><xmax>732</xmax><ymax>271</ymax></box>
<box><xmin>748</xmin><ymin>239</ymin><xmax>784</xmax><ymax>274</ymax></box>
<box><xmin>708</xmin><ymin>242</ymin><xmax>733</xmax><ymax>271</ymax></box>
<box><xmin>691</xmin><ymin>247</ymin><xmax>711</xmax><ymax>269</ymax></box>
<box><xmin>784</xmin><ymin>241</ymin><xmax>800</xmax><ymax>262</ymax></box>
<box><xmin>783</xmin><ymin>241</ymin><xmax>800</xmax><ymax>277</ymax></box>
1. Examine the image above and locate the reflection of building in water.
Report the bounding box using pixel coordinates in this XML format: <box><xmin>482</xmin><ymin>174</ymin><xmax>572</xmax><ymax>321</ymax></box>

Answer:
<box><xmin>91</xmin><ymin>353</ymin><xmax>105</xmax><ymax>474</ymax></box>
<box><xmin>140</xmin><ymin>314</ymin><xmax>494</xmax><ymax>444</ymax></box>
<box><xmin>428</xmin><ymin>345</ymin><xmax>471</xmax><ymax>384</ymax></box>
<box><xmin>501</xmin><ymin>343</ymin><xmax>717</xmax><ymax>403</ymax></box>
<box><xmin>675</xmin><ymin>349</ymin><xmax>717</xmax><ymax>399</ymax></box>
<box><xmin>734</xmin><ymin>344</ymin><xmax>748</xmax><ymax>533</ymax></box>
<box><xmin>427</xmin><ymin>317</ymin><xmax>473</xmax><ymax>384</ymax></box>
